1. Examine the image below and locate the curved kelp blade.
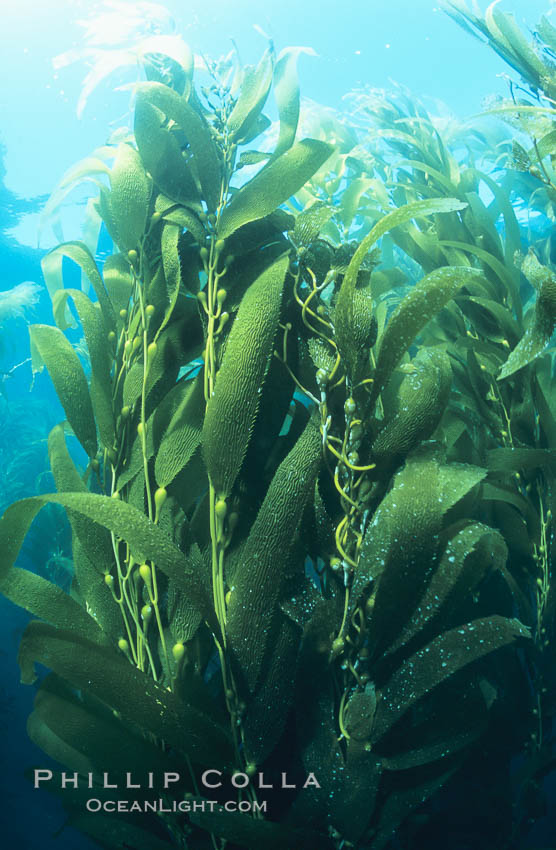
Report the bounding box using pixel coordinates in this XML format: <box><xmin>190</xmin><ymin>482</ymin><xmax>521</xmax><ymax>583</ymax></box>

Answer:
<box><xmin>134</xmin><ymin>97</ymin><xmax>200</xmax><ymax>206</ymax></box>
<box><xmin>0</xmin><ymin>568</ymin><xmax>107</xmax><ymax>643</ymax></box>
<box><xmin>167</xmin><ymin>577</ymin><xmax>204</xmax><ymax>646</ymax></box>
<box><xmin>52</xmin><ymin>289</ymin><xmax>115</xmax><ymax>450</ymax></box>
<box><xmin>107</xmin><ymin>143</ymin><xmax>152</xmax><ymax>253</ymax></box>
<box><xmin>135</xmin><ymin>82</ymin><xmax>221</xmax><ymax>211</ymax></box>
<box><xmin>292</xmin><ymin>598</ymin><xmax>381</xmax><ymax>843</ymax></box>
<box><xmin>217</xmin><ymin>139</ymin><xmax>334</xmax><ymax>239</ymax></box>
<box><xmin>29</xmin><ymin>324</ymin><xmax>98</xmax><ymax>458</ymax></box>
<box><xmin>71</xmin><ymin>538</ymin><xmax>124</xmax><ymax>641</ymax></box>
<box><xmin>43</xmin><ymin>241</ymin><xmax>116</xmax><ymax>331</ymax></box>
<box><xmin>138</xmin><ymin>35</ymin><xmax>195</xmax><ymax>92</ymax></box>
<box><xmin>155</xmin><ymin>195</ymin><xmax>207</xmax><ymax>245</ymax></box>
<box><xmin>273</xmin><ymin>46</ymin><xmax>316</xmax><ymax>156</ymax></box>
<box><xmin>498</xmin><ymin>263</ymin><xmax>556</xmax><ymax>379</ymax></box>
<box><xmin>102</xmin><ymin>252</ymin><xmax>134</xmax><ymax>315</ymax></box>
<box><xmin>202</xmin><ymin>253</ymin><xmax>288</xmax><ymax>497</ymax></box>
<box><xmin>372</xmin><ymin>347</ymin><xmax>452</xmax><ymax>463</ymax></box>
<box><xmin>41</xmin><ymin>251</ymin><xmax>72</xmax><ymax>329</ymax></box>
<box><xmin>292</xmin><ymin>200</ymin><xmax>335</xmax><ymax>248</ymax></box>
<box><xmin>30</xmin><ymin>676</ymin><xmax>181</xmax><ymax>781</ymax></box>
<box><xmin>225</xmin><ymin>422</ymin><xmax>323</xmax><ymax>769</ymax></box>
<box><xmin>371</xmin><ymin>266</ymin><xmax>484</xmax><ymax>402</ymax></box>
<box><xmin>47</xmin><ymin>427</ymin><xmax>119</xmax><ymax>635</ymax></box>
<box><xmin>386</xmin><ymin>522</ymin><xmax>508</xmax><ymax>660</ymax></box>
<box><xmin>120</xmin><ymin>318</ymin><xmax>201</xmax><ymax>436</ymax></box>
<box><xmin>339</xmin><ymin>176</ymin><xmax>376</xmax><ymax>231</ymax></box>
<box><xmin>333</xmin><ymin>287</ymin><xmax>378</xmax><ymax>385</ymax></box>
<box><xmin>38</xmin><ymin>151</ymin><xmax>111</xmax><ymax>246</ymax></box>
<box><xmin>28</xmin><ymin>712</ymin><xmax>93</xmax><ymax>779</ymax></box>
<box><xmin>335</xmin><ymin>198</ymin><xmax>468</xmax><ymax>368</ymax></box>
<box><xmin>487</xmin><ymin>446</ymin><xmax>556</xmax><ymax>475</ymax></box>
<box><xmin>499</xmin><ymin>325</ymin><xmax>551</xmax><ymax>380</ymax></box>
<box><xmin>240</xmin><ymin>615</ymin><xmax>299</xmax><ymax>764</ymax></box>
<box><xmin>227</xmin><ymin>414</ymin><xmax>321</xmax><ymax>693</ymax></box>
<box><xmin>439</xmin><ymin>239</ymin><xmax>521</xmax><ymax>320</ymax></box>
<box><xmin>18</xmin><ymin>621</ymin><xmax>233</xmax><ymax>767</ymax></box>
<box><xmin>227</xmin><ymin>47</ymin><xmax>274</xmax><ymax>144</ymax></box>
<box><xmin>354</xmin><ymin>450</ymin><xmax>486</xmax><ymax>662</ymax></box>
<box><xmin>371</xmin><ymin>616</ymin><xmax>530</xmax><ymax>744</ymax></box>
<box><xmin>0</xmin><ymin>492</ymin><xmax>208</xmax><ymax>614</ymax></box>
<box><xmin>470</xmin><ymin>168</ymin><xmax>521</xmax><ymax>277</ymax></box>
<box><xmin>155</xmin><ymin>221</ymin><xmax>183</xmax><ymax>340</ymax></box>
<box><xmin>155</xmin><ymin>373</ymin><xmax>204</xmax><ymax>488</ymax></box>
<box><xmin>487</xmin><ymin>1</ymin><xmax>548</xmax><ymax>81</ymax></box>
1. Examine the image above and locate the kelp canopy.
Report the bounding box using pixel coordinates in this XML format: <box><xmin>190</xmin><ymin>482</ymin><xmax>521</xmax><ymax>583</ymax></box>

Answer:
<box><xmin>2</xmin><ymin>2</ymin><xmax>556</xmax><ymax>848</ymax></box>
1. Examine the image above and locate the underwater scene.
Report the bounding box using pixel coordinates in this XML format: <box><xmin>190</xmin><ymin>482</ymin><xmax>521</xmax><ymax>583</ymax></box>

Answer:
<box><xmin>4</xmin><ymin>0</ymin><xmax>556</xmax><ymax>848</ymax></box>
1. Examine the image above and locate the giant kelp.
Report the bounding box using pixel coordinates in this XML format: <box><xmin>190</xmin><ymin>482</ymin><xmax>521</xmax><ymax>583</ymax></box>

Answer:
<box><xmin>1</xmin><ymin>9</ymin><xmax>556</xmax><ymax>850</ymax></box>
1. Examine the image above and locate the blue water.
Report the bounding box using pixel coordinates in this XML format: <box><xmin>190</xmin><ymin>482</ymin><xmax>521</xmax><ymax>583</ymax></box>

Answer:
<box><xmin>0</xmin><ymin>1</ymin><xmax>554</xmax><ymax>848</ymax></box>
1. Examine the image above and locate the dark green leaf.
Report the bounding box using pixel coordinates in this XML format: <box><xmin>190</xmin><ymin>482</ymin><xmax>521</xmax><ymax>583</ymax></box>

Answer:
<box><xmin>228</xmin><ymin>48</ymin><xmax>274</xmax><ymax>143</ymax></box>
<box><xmin>109</xmin><ymin>143</ymin><xmax>152</xmax><ymax>252</ymax></box>
<box><xmin>336</xmin><ymin>199</ymin><xmax>468</xmax><ymax>365</ymax></box>
<box><xmin>371</xmin><ymin>266</ymin><xmax>483</xmax><ymax>402</ymax></box>
<box><xmin>29</xmin><ymin>324</ymin><xmax>98</xmax><ymax>458</ymax></box>
<box><xmin>0</xmin><ymin>568</ymin><xmax>106</xmax><ymax>642</ymax></box>
<box><xmin>202</xmin><ymin>254</ymin><xmax>288</xmax><ymax>497</ymax></box>
<box><xmin>217</xmin><ymin>139</ymin><xmax>334</xmax><ymax>239</ymax></box>
<box><xmin>372</xmin><ymin>616</ymin><xmax>530</xmax><ymax>743</ymax></box>
<box><xmin>136</xmin><ymin>82</ymin><xmax>222</xmax><ymax>211</ymax></box>
<box><xmin>227</xmin><ymin>413</ymin><xmax>321</xmax><ymax>691</ymax></box>
<box><xmin>19</xmin><ymin>621</ymin><xmax>233</xmax><ymax>767</ymax></box>
<box><xmin>155</xmin><ymin>374</ymin><xmax>204</xmax><ymax>488</ymax></box>
<box><xmin>52</xmin><ymin>289</ymin><xmax>115</xmax><ymax>450</ymax></box>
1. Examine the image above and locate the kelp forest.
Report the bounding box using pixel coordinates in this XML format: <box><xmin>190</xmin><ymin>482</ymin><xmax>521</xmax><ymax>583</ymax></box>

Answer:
<box><xmin>1</xmin><ymin>1</ymin><xmax>556</xmax><ymax>848</ymax></box>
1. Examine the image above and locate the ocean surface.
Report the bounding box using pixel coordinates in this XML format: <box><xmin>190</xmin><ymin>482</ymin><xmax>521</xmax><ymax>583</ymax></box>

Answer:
<box><xmin>1</xmin><ymin>1</ymin><xmax>556</xmax><ymax>848</ymax></box>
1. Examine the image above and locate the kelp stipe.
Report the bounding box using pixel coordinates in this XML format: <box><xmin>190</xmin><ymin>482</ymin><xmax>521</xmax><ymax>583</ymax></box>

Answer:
<box><xmin>1</xmin><ymin>13</ymin><xmax>554</xmax><ymax>850</ymax></box>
